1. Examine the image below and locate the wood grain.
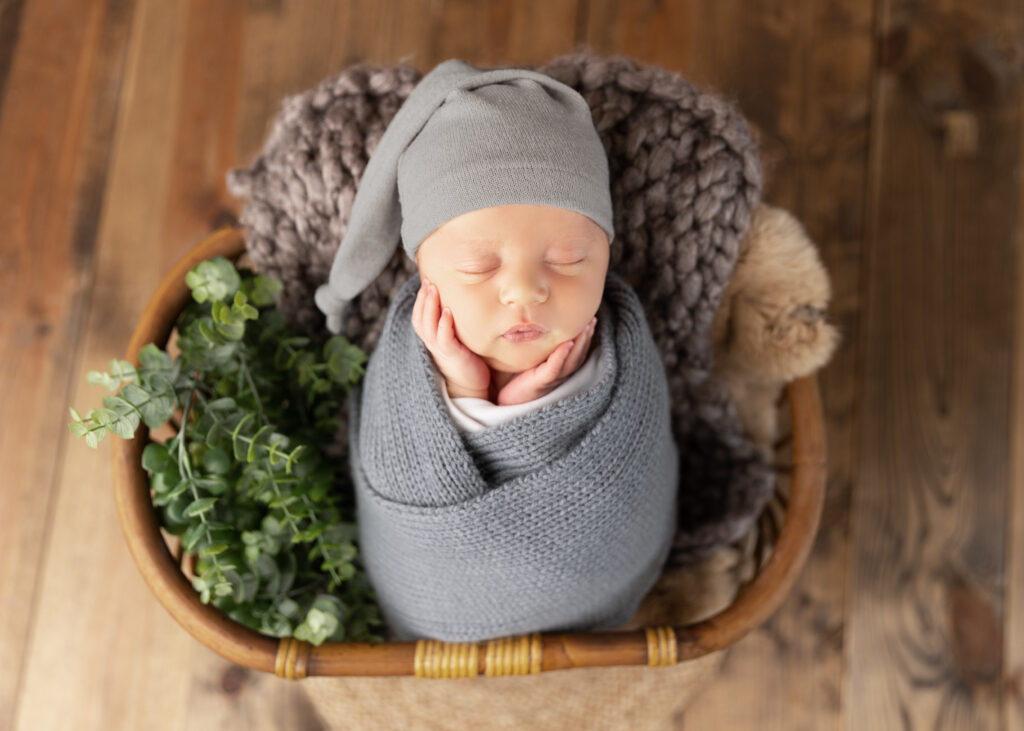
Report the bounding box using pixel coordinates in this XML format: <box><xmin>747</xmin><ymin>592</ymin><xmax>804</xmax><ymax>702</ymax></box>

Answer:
<box><xmin>1007</xmin><ymin>66</ymin><xmax>1024</xmax><ymax>729</ymax></box>
<box><xmin>0</xmin><ymin>0</ymin><xmax>134</xmax><ymax>727</ymax></box>
<box><xmin>12</xmin><ymin>2</ymin><xmax>196</xmax><ymax>729</ymax></box>
<box><xmin>847</xmin><ymin>1</ymin><xmax>1021</xmax><ymax>729</ymax></box>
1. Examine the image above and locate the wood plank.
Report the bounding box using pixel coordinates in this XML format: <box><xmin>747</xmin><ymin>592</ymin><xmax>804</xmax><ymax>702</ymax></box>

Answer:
<box><xmin>0</xmin><ymin>0</ymin><xmax>28</xmax><ymax>114</ymax></box>
<box><xmin>1007</xmin><ymin>72</ymin><xmax>1024</xmax><ymax>730</ymax></box>
<box><xmin>234</xmin><ymin>1</ymin><xmax>352</xmax><ymax>170</ymax></box>
<box><xmin>0</xmin><ymin>0</ymin><xmax>134</xmax><ymax>727</ymax></box>
<box><xmin>233</xmin><ymin>0</ymin><xmax>578</xmax><ymax>197</ymax></box>
<box><xmin>431</xmin><ymin>0</ymin><xmax>580</xmax><ymax>68</ymax></box>
<box><xmin>846</xmin><ymin>1</ymin><xmax>1020</xmax><ymax>728</ymax></box>
<box><xmin>582</xmin><ymin>1</ymin><xmax>872</xmax><ymax>727</ymax></box>
<box><xmin>12</xmin><ymin>0</ymin><xmax>191</xmax><ymax>727</ymax></box>
<box><xmin>17</xmin><ymin>0</ymin><xmax>328</xmax><ymax>724</ymax></box>
<box><xmin>324</xmin><ymin>0</ymin><xmax>445</xmax><ymax>69</ymax></box>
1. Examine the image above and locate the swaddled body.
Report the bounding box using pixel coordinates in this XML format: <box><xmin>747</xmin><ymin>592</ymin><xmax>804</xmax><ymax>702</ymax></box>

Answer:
<box><xmin>350</xmin><ymin>269</ymin><xmax>678</xmax><ymax>642</ymax></box>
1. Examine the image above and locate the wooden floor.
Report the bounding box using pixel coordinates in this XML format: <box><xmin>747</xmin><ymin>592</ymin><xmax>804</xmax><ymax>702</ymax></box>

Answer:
<box><xmin>1</xmin><ymin>0</ymin><xmax>1021</xmax><ymax>729</ymax></box>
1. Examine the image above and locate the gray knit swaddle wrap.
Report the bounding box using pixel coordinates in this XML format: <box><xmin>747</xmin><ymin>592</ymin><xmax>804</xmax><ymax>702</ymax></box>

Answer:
<box><xmin>351</xmin><ymin>270</ymin><xmax>678</xmax><ymax>642</ymax></box>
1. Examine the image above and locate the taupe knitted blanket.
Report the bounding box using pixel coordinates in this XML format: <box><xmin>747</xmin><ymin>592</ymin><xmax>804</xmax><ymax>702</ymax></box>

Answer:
<box><xmin>226</xmin><ymin>50</ymin><xmax>774</xmax><ymax>563</ymax></box>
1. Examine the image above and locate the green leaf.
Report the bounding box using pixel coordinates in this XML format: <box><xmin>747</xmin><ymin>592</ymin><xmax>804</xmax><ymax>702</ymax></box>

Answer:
<box><xmin>86</xmin><ymin>359</ymin><xmax>138</xmax><ymax>391</ymax></box>
<box><xmin>149</xmin><ymin>470</ymin><xmax>176</xmax><ymax>494</ymax></box>
<box><xmin>261</xmin><ymin>515</ymin><xmax>283</xmax><ymax>535</ymax></box>
<box><xmin>95</xmin><ymin>399</ymin><xmax>141</xmax><ymax>439</ymax></box>
<box><xmin>210</xmin><ymin>299</ymin><xmax>247</xmax><ymax>342</ymax></box>
<box><xmin>284</xmin><ymin>445</ymin><xmax>307</xmax><ymax>475</ymax></box>
<box><xmin>276</xmin><ymin>597</ymin><xmax>300</xmax><ymax>619</ymax></box>
<box><xmin>311</xmin><ymin>594</ymin><xmax>347</xmax><ymax>617</ymax></box>
<box><xmin>323</xmin><ymin>337</ymin><xmax>367</xmax><ymax>386</ymax></box>
<box><xmin>238</xmin><ymin>571</ymin><xmax>259</xmax><ymax>603</ymax></box>
<box><xmin>243</xmin><ymin>274</ymin><xmax>283</xmax><ymax>307</ymax></box>
<box><xmin>198</xmin><ymin>319</ymin><xmax>221</xmax><ymax>345</ymax></box>
<box><xmin>182</xmin><ymin>522</ymin><xmax>206</xmax><ymax>553</ymax></box>
<box><xmin>247</xmin><ymin>424</ymin><xmax>273</xmax><ymax>462</ymax></box>
<box><xmin>211</xmin><ymin>299</ymin><xmax>230</xmax><ymax>324</ymax></box>
<box><xmin>231</xmin><ymin>413</ymin><xmax>255</xmax><ymax>461</ymax></box>
<box><xmin>192</xmin><ymin>475</ymin><xmax>229</xmax><ymax>495</ymax></box>
<box><xmin>294</xmin><ymin>607</ymin><xmax>339</xmax><ymax>646</ymax></box>
<box><xmin>137</xmin><ymin>374</ymin><xmax>178</xmax><ymax>429</ymax></box>
<box><xmin>191</xmin><ymin>575</ymin><xmax>211</xmax><ymax>604</ymax></box>
<box><xmin>292</xmin><ymin>522</ymin><xmax>326</xmax><ymax>543</ymax></box>
<box><xmin>185</xmin><ymin>257</ymin><xmax>242</xmax><ymax>303</ymax></box>
<box><xmin>205</xmin><ymin>397</ymin><xmax>237</xmax><ymax>412</ymax></box>
<box><xmin>183</xmin><ymin>497</ymin><xmax>218</xmax><ymax>518</ymax></box>
<box><xmin>138</xmin><ymin>343</ymin><xmax>172</xmax><ymax>371</ymax></box>
<box><xmin>142</xmin><ymin>442</ymin><xmax>174</xmax><ymax>473</ymax></box>
<box><xmin>163</xmin><ymin>494</ymin><xmax>192</xmax><ymax>527</ymax></box>
<box><xmin>84</xmin><ymin>428</ymin><xmax>105</xmax><ymax>448</ymax></box>
<box><xmin>199</xmin><ymin>543</ymin><xmax>229</xmax><ymax>558</ymax></box>
<box><xmin>202</xmin><ymin>447</ymin><xmax>231</xmax><ymax>475</ymax></box>
<box><xmin>163</xmin><ymin>478</ymin><xmax>191</xmax><ymax>502</ymax></box>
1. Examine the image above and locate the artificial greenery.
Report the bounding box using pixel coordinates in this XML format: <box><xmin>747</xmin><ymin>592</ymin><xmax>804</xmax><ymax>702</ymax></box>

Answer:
<box><xmin>68</xmin><ymin>256</ymin><xmax>384</xmax><ymax>645</ymax></box>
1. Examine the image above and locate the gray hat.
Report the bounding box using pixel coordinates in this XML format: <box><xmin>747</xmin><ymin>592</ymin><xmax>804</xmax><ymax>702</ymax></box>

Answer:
<box><xmin>314</xmin><ymin>59</ymin><xmax>615</xmax><ymax>334</ymax></box>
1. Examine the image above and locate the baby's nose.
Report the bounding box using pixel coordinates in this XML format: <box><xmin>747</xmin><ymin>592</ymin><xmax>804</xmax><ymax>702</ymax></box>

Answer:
<box><xmin>500</xmin><ymin>275</ymin><xmax>549</xmax><ymax>306</ymax></box>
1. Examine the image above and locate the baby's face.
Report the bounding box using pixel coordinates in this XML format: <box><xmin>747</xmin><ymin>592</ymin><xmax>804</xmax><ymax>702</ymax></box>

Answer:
<box><xmin>415</xmin><ymin>204</ymin><xmax>609</xmax><ymax>375</ymax></box>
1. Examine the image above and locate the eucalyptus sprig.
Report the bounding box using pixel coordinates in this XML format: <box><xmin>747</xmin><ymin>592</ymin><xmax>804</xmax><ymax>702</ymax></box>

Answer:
<box><xmin>69</xmin><ymin>256</ymin><xmax>383</xmax><ymax>645</ymax></box>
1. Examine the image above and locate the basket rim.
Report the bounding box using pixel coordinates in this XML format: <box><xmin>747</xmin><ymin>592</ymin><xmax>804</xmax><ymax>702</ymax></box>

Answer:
<box><xmin>111</xmin><ymin>226</ymin><xmax>827</xmax><ymax>679</ymax></box>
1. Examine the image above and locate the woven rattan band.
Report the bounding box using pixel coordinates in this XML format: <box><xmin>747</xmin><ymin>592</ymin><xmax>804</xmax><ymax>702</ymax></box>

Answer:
<box><xmin>413</xmin><ymin>634</ymin><xmax>544</xmax><ymax>678</ymax></box>
<box><xmin>275</xmin><ymin>637</ymin><xmax>312</xmax><ymax>679</ymax></box>
<box><xmin>645</xmin><ymin>627</ymin><xmax>678</xmax><ymax>666</ymax></box>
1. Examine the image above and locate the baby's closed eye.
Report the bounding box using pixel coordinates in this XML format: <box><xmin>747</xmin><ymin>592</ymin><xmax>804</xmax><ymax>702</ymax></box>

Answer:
<box><xmin>456</xmin><ymin>258</ymin><xmax>587</xmax><ymax>278</ymax></box>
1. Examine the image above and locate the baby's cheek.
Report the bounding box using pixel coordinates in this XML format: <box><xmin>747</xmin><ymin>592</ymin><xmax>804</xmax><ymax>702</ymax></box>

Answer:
<box><xmin>448</xmin><ymin>304</ymin><xmax>489</xmax><ymax>348</ymax></box>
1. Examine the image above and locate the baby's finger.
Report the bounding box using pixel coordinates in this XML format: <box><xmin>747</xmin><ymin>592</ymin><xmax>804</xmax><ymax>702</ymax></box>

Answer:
<box><xmin>562</xmin><ymin>319</ymin><xmax>596</xmax><ymax>374</ymax></box>
<box><xmin>436</xmin><ymin>307</ymin><xmax>462</xmax><ymax>354</ymax></box>
<box><xmin>411</xmin><ymin>280</ymin><xmax>426</xmax><ymax>330</ymax></box>
<box><xmin>421</xmin><ymin>281</ymin><xmax>441</xmax><ymax>338</ymax></box>
<box><xmin>539</xmin><ymin>341</ymin><xmax>574</xmax><ymax>382</ymax></box>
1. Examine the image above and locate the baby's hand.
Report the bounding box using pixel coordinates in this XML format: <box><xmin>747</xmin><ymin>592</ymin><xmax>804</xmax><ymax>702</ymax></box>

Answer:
<box><xmin>412</xmin><ymin>277</ymin><xmax>491</xmax><ymax>399</ymax></box>
<box><xmin>495</xmin><ymin>317</ymin><xmax>597</xmax><ymax>406</ymax></box>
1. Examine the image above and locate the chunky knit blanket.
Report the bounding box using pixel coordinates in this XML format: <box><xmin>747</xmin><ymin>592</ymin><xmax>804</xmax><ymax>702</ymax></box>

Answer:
<box><xmin>351</xmin><ymin>271</ymin><xmax>678</xmax><ymax>642</ymax></box>
<box><xmin>226</xmin><ymin>50</ymin><xmax>774</xmax><ymax>565</ymax></box>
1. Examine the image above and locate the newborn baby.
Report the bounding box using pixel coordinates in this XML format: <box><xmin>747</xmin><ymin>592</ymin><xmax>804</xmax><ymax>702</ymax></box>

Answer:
<box><xmin>413</xmin><ymin>203</ymin><xmax>606</xmax><ymax>427</ymax></box>
<box><xmin>314</xmin><ymin>59</ymin><xmax>678</xmax><ymax>642</ymax></box>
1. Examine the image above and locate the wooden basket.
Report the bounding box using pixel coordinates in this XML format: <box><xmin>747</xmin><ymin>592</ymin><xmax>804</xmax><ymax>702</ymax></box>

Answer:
<box><xmin>111</xmin><ymin>227</ymin><xmax>827</xmax><ymax>679</ymax></box>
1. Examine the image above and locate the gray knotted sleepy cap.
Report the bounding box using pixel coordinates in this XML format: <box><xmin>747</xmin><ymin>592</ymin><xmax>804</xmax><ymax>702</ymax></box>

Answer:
<box><xmin>313</xmin><ymin>58</ymin><xmax>616</xmax><ymax>334</ymax></box>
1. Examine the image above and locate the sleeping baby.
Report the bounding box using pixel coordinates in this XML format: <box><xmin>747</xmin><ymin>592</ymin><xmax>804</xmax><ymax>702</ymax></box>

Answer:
<box><xmin>314</xmin><ymin>59</ymin><xmax>679</xmax><ymax>643</ymax></box>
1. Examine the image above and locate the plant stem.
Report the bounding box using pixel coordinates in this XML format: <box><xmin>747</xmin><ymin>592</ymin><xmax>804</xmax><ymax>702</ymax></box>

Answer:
<box><xmin>178</xmin><ymin>382</ymin><xmax>226</xmax><ymax>587</ymax></box>
<box><xmin>238</xmin><ymin>350</ymin><xmax>267</xmax><ymax>425</ymax></box>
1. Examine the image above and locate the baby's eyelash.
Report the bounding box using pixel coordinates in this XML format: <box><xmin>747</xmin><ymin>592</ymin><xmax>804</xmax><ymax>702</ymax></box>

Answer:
<box><xmin>457</xmin><ymin>260</ymin><xmax>584</xmax><ymax>275</ymax></box>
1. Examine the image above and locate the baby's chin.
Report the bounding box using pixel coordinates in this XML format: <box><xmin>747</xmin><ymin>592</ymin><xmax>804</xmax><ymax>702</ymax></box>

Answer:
<box><xmin>481</xmin><ymin>337</ymin><xmax>559</xmax><ymax>374</ymax></box>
